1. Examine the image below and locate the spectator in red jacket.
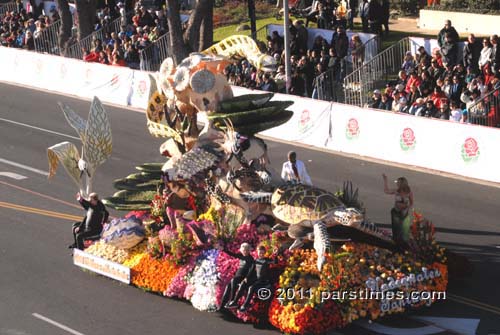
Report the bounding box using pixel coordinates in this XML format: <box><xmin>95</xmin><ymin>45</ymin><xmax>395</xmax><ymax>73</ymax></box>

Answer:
<box><xmin>112</xmin><ymin>53</ymin><xmax>127</xmax><ymax>66</ymax></box>
<box><xmin>405</xmin><ymin>71</ymin><xmax>421</xmax><ymax>94</ymax></box>
<box><xmin>83</xmin><ymin>49</ymin><xmax>99</xmax><ymax>62</ymax></box>
<box><xmin>430</xmin><ymin>86</ymin><xmax>447</xmax><ymax>109</ymax></box>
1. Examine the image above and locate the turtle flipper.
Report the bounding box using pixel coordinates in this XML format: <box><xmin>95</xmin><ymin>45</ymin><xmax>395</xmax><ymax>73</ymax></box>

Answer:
<box><xmin>289</xmin><ymin>238</ymin><xmax>305</xmax><ymax>250</ymax></box>
<box><xmin>272</xmin><ymin>223</ymin><xmax>289</xmax><ymax>231</ymax></box>
<box><xmin>313</xmin><ymin>220</ymin><xmax>331</xmax><ymax>271</ymax></box>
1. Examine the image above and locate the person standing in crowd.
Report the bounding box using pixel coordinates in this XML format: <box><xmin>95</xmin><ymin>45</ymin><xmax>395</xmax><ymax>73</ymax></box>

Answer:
<box><xmin>294</xmin><ymin>20</ymin><xmax>308</xmax><ymax>54</ymax></box>
<box><xmin>70</xmin><ymin>192</ymin><xmax>109</xmax><ymax>250</ymax></box>
<box><xmin>449</xmin><ymin>75</ymin><xmax>463</xmax><ymax>104</ymax></box>
<box><xmin>281</xmin><ymin>151</ymin><xmax>312</xmax><ymax>186</ymax></box>
<box><xmin>359</xmin><ymin>0</ymin><xmax>369</xmax><ymax>33</ymax></box>
<box><xmin>347</xmin><ymin>0</ymin><xmax>358</xmax><ymax>30</ymax></box>
<box><xmin>305</xmin><ymin>0</ymin><xmax>321</xmax><ymax>27</ymax></box>
<box><xmin>351</xmin><ymin>34</ymin><xmax>365</xmax><ymax>69</ymax></box>
<box><xmin>368</xmin><ymin>0</ymin><xmax>382</xmax><ymax>35</ymax></box>
<box><xmin>437</xmin><ymin>20</ymin><xmax>460</xmax><ymax>65</ymax></box>
<box><xmin>331</xmin><ymin>26</ymin><xmax>349</xmax><ymax>79</ymax></box>
<box><xmin>478</xmin><ymin>38</ymin><xmax>493</xmax><ymax>71</ymax></box>
<box><xmin>463</xmin><ymin>34</ymin><xmax>482</xmax><ymax>74</ymax></box>
<box><xmin>335</xmin><ymin>0</ymin><xmax>348</xmax><ymax>29</ymax></box>
<box><xmin>490</xmin><ymin>35</ymin><xmax>500</xmax><ymax>75</ymax></box>
<box><xmin>440</xmin><ymin>32</ymin><xmax>459</xmax><ymax>67</ymax></box>
<box><xmin>437</xmin><ymin>20</ymin><xmax>459</xmax><ymax>50</ymax></box>
<box><xmin>381</xmin><ymin>0</ymin><xmax>390</xmax><ymax>36</ymax></box>
<box><xmin>290</xmin><ymin>69</ymin><xmax>306</xmax><ymax>96</ymax></box>
<box><xmin>382</xmin><ymin>174</ymin><xmax>413</xmax><ymax>249</ymax></box>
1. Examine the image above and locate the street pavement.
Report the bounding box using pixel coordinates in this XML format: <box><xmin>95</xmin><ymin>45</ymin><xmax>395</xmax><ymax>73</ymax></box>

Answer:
<box><xmin>0</xmin><ymin>82</ymin><xmax>499</xmax><ymax>335</ymax></box>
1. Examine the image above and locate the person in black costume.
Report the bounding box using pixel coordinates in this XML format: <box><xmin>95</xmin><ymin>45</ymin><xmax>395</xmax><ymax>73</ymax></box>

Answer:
<box><xmin>221</xmin><ymin>242</ymin><xmax>254</xmax><ymax>309</ymax></box>
<box><xmin>69</xmin><ymin>192</ymin><xmax>109</xmax><ymax>250</ymax></box>
<box><xmin>233</xmin><ymin>245</ymin><xmax>278</xmax><ymax>312</ymax></box>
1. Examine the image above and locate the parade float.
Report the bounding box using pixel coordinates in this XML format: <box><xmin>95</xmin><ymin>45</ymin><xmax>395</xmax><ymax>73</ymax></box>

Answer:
<box><xmin>47</xmin><ymin>35</ymin><xmax>448</xmax><ymax>334</ymax></box>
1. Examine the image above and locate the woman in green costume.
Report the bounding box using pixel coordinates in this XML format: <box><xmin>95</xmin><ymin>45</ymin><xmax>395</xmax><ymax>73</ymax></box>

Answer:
<box><xmin>383</xmin><ymin>174</ymin><xmax>414</xmax><ymax>248</ymax></box>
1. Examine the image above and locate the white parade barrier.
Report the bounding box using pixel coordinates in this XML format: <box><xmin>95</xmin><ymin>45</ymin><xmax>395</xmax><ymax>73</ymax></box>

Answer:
<box><xmin>0</xmin><ymin>47</ymin><xmax>498</xmax><ymax>184</ymax></box>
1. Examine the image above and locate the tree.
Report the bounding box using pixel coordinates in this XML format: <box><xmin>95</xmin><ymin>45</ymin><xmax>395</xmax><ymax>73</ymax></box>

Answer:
<box><xmin>56</xmin><ymin>0</ymin><xmax>73</xmax><ymax>56</ymax></box>
<box><xmin>75</xmin><ymin>0</ymin><xmax>97</xmax><ymax>41</ymax></box>
<box><xmin>166</xmin><ymin>0</ymin><xmax>215</xmax><ymax>65</ymax></box>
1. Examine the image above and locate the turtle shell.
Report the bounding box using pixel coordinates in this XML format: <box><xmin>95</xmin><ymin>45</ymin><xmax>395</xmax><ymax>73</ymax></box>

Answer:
<box><xmin>271</xmin><ymin>184</ymin><xmax>344</xmax><ymax>225</ymax></box>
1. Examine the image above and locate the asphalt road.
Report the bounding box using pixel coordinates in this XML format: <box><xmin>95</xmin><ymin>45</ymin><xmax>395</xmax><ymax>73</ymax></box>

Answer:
<box><xmin>0</xmin><ymin>82</ymin><xmax>499</xmax><ymax>335</ymax></box>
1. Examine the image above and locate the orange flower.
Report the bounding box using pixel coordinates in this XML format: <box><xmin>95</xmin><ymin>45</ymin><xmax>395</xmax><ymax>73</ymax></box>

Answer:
<box><xmin>131</xmin><ymin>255</ymin><xmax>180</xmax><ymax>292</ymax></box>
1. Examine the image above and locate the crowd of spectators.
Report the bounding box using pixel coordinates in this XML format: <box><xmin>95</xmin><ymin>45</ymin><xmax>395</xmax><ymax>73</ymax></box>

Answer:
<box><xmin>3</xmin><ymin>2</ymin><xmax>499</xmax><ymax>127</ymax></box>
<box><xmin>367</xmin><ymin>20</ymin><xmax>500</xmax><ymax>126</ymax></box>
<box><xmin>226</xmin><ymin>20</ymin><xmax>367</xmax><ymax>98</ymax></box>
<box><xmin>82</xmin><ymin>2</ymin><xmax>168</xmax><ymax>69</ymax></box>
<box><xmin>0</xmin><ymin>0</ymin><xmax>168</xmax><ymax>69</ymax></box>
<box><xmin>226</xmin><ymin>0</ymin><xmax>392</xmax><ymax>97</ymax></box>
<box><xmin>0</xmin><ymin>3</ymin><xmax>59</xmax><ymax>50</ymax></box>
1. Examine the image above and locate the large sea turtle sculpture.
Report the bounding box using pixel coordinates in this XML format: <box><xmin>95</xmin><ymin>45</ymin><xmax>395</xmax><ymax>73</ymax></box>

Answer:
<box><xmin>245</xmin><ymin>183</ymin><xmax>394</xmax><ymax>270</ymax></box>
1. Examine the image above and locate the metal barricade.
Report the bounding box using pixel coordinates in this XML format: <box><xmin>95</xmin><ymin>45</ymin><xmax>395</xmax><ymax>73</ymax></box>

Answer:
<box><xmin>34</xmin><ymin>20</ymin><xmax>62</xmax><ymax>55</ymax></box>
<box><xmin>315</xmin><ymin>67</ymin><xmax>344</xmax><ymax>102</ymax></box>
<box><xmin>342</xmin><ymin>37</ymin><xmax>417</xmax><ymax>107</ymax></box>
<box><xmin>139</xmin><ymin>33</ymin><xmax>171</xmax><ymax>72</ymax></box>
<box><xmin>466</xmin><ymin>88</ymin><xmax>500</xmax><ymax>127</ymax></box>
<box><xmin>255</xmin><ymin>26</ymin><xmax>268</xmax><ymax>45</ymax></box>
<box><xmin>315</xmin><ymin>36</ymin><xmax>379</xmax><ymax>102</ymax></box>
<box><xmin>0</xmin><ymin>2</ymin><xmax>17</xmax><ymax>16</ymax></box>
<box><xmin>362</xmin><ymin>35</ymin><xmax>380</xmax><ymax>63</ymax></box>
<box><xmin>66</xmin><ymin>28</ymin><xmax>106</xmax><ymax>60</ymax></box>
<box><xmin>109</xmin><ymin>11</ymin><xmax>134</xmax><ymax>34</ymax></box>
<box><xmin>65</xmin><ymin>13</ymin><xmax>131</xmax><ymax>60</ymax></box>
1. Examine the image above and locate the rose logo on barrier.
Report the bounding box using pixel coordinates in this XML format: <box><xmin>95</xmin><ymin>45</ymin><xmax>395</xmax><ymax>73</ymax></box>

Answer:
<box><xmin>461</xmin><ymin>137</ymin><xmax>480</xmax><ymax>162</ymax></box>
<box><xmin>400</xmin><ymin>127</ymin><xmax>416</xmax><ymax>151</ymax></box>
<box><xmin>345</xmin><ymin>118</ymin><xmax>360</xmax><ymax>140</ymax></box>
<box><xmin>298</xmin><ymin>109</ymin><xmax>312</xmax><ymax>134</ymax></box>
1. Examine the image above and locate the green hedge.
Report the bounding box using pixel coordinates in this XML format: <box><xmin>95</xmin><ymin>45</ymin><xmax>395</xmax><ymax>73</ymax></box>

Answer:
<box><xmin>392</xmin><ymin>0</ymin><xmax>500</xmax><ymax>16</ymax></box>
<box><xmin>425</xmin><ymin>0</ymin><xmax>500</xmax><ymax>14</ymax></box>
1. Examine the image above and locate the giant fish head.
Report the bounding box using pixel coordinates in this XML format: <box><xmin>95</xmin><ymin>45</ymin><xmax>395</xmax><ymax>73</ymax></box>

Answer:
<box><xmin>256</xmin><ymin>54</ymin><xmax>277</xmax><ymax>73</ymax></box>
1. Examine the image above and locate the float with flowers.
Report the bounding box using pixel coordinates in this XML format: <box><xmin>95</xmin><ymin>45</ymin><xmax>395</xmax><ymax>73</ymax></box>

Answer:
<box><xmin>47</xmin><ymin>40</ymin><xmax>449</xmax><ymax>335</ymax></box>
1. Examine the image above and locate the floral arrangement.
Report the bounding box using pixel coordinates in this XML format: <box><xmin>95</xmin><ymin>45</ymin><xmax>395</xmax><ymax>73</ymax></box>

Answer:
<box><xmin>268</xmin><ymin>249</ymin><xmax>346</xmax><ymax>334</ymax></box>
<box><xmin>146</xmin><ymin>225</ymin><xmax>197</xmax><ymax>265</ymax></box>
<box><xmin>164</xmin><ymin>255</ymin><xmax>197</xmax><ymax>298</ymax></box>
<box><xmin>81</xmin><ymin>207</ymin><xmax>448</xmax><ymax>335</ymax></box>
<box><xmin>131</xmin><ymin>255</ymin><xmax>180</xmax><ymax>292</ymax></box>
<box><xmin>409</xmin><ymin>211</ymin><xmax>447</xmax><ymax>264</ymax></box>
<box><xmin>185</xmin><ymin>249</ymin><xmax>220</xmax><ymax>311</ymax></box>
<box><xmin>150</xmin><ymin>193</ymin><xmax>166</xmax><ymax>221</ymax></box>
<box><xmin>86</xmin><ymin>240</ymin><xmax>147</xmax><ymax>263</ymax></box>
